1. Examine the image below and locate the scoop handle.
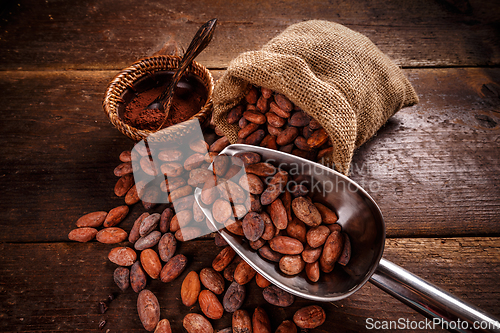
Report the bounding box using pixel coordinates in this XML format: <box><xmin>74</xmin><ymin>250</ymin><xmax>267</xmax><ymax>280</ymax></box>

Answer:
<box><xmin>370</xmin><ymin>258</ymin><xmax>500</xmax><ymax>332</ymax></box>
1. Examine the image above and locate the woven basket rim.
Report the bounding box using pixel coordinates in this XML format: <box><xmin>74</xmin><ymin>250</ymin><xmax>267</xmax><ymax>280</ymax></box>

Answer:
<box><xmin>103</xmin><ymin>55</ymin><xmax>214</xmax><ymax>142</ymax></box>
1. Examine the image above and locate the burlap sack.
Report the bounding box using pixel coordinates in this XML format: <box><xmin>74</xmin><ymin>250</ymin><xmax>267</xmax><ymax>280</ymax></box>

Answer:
<box><xmin>212</xmin><ymin>20</ymin><xmax>418</xmax><ymax>175</ymax></box>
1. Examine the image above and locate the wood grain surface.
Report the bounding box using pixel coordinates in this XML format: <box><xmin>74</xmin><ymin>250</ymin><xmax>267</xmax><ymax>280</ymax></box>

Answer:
<box><xmin>0</xmin><ymin>0</ymin><xmax>499</xmax><ymax>70</ymax></box>
<box><xmin>1</xmin><ymin>238</ymin><xmax>499</xmax><ymax>332</ymax></box>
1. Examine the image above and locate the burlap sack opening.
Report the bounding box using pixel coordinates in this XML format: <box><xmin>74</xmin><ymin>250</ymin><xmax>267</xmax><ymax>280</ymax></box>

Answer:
<box><xmin>212</xmin><ymin>20</ymin><xmax>418</xmax><ymax>175</ymax></box>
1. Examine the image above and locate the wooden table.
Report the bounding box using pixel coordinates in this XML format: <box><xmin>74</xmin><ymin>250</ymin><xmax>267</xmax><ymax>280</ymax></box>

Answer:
<box><xmin>1</xmin><ymin>0</ymin><xmax>499</xmax><ymax>332</ymax></box>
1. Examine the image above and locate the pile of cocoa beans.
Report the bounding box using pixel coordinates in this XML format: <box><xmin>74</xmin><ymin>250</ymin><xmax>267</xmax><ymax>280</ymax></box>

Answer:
<box><xmin>202</xmin><ymin>151</ymin><xmax>351</xmax><ymax>283</ymax></box>
<box><xmin>226</xmin><ymin>86</ymin><xmax>333</xmax><ymax>162</ymax></box>
<box><xmin>67</xmin><ymin>130</ymin><xmax>335</xmax><ymax>331</ymax></box>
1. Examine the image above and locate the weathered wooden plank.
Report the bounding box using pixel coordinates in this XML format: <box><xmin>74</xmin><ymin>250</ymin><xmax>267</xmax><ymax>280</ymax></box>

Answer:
<box><xmin>0</xmin><ymin>0</ymin><xmax>498</xmax><ymax>70</ymax></box>
<box><xmin>0</xmin><ymin>238</ymin><xmax>499</xmax><ymax>332</ymax></box>
<box><xmin>0</xmin><ymin>67</ymin><xmax>498</xmax><ymax>242</ymax></box>
<box><xmin>350</xmin><ymin>67</ymin><xmax>500</xmax><ymax>237</ymax></box>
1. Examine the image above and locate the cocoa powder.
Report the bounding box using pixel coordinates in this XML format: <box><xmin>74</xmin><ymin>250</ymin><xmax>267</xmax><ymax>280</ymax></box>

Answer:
<box><xmin>120</xmin><ymin>72</ymin><xmax>207</xmax><ymax>131</ymax></box>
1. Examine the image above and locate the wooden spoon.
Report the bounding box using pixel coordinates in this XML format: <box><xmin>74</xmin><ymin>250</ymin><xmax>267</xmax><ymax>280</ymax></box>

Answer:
<box><xmin>148</xmin><ymin>18</ymin><xmax>217</xmax><ymax>129</ymax></box>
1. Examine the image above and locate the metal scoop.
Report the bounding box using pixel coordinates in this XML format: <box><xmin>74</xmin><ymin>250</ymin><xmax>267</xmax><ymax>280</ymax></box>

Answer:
<box><xmin>195</xmin><ymin>144</ymin><xmax>500</xmax><ymax>332</ymax></box>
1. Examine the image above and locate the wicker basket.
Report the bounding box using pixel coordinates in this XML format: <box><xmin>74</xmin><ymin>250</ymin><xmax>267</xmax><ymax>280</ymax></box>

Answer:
<box><xmin>103</xmin><ymin>55</ymin><xmax>214</xmax><ymax>142</ymax></box>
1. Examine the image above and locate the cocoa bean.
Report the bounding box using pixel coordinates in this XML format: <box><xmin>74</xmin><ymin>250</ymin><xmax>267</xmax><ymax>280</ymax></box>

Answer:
<box><xmin>125</xmin><ymin>183</ymin><xmax>141</xmax><ymax>205</ymax></box>
<box><xmin>256</xmin><ymin>95</ymin><xmax>270</xmax><ymax>112</ymax></box>
<box><xmin>260</xmin><ymin>170</ymin><xmax>288</xmax><ymax>205</ymax></box>
<box><xmin>233</xmin><ymin>260</ymin><xmax>256</xmax><ymax>285</ymax></box>
<box><xmin>139</xmin><ymin>213</ymin><xmax>160</xmax><ymax>237</ymax></box>
<box><xmin>276</xmin><ymin>126</ymin><xmax>299</xmax><ymax>146</ymax></box>
<box><xmin>181</xmin><ymin>271</ymin><xmax>201</xmax><ymax>307</ymax></box>
<box><xmin>170</xmin><ymin>210</ymin><xmax>193</xmax><ymax>232</ymax></box>
<box><xmin>134</xmin><ymin>231</ymin><xmax>161</xmax><ymax>251</ymax></box>
<box><xmin>291</xmin><ymin>197</ymin><xmax>322</xmax><ymax>227</ymax></box>
<box><xmin>154</xmin><ymin>319</ymin><xmax>172</xmax><ymax>333</ymax></box>
<box><xmin>113</xmin><ymin>266</ymin><xmax>130</xmax><ymax>291</ymax></box>
<box><xmin>210</xmin><ymin>136</ymin><xmax>230</xmax><ymax>153</ymax></box>
<box><xmin>189</xmin><ymin>139</ymin><xmax>209</xmax><ymax>154</ymax></box>
<box><xmin>313</xmin><ymin>202</ymin><xmax>338</xmax><ymax>224</ymax></box>
<box><xmin>68</xmin><ymin>227</ymin><xmax>97</xmax><ymax>242</ymax></box>
<box><xmin>158</xmin><ymin>232</ymin><xmax>176</xmax><ymax>262</ymax></box>
<box><xmin>266</xmin><ymin>112</ymin><xmax>286</xmax><ymax>127</ymax></box>
<box><xmin>227</xmin><ymin>105</ymin><xmax>244</xmax><ymax>124</ymax></box>
<box><xmin>103</xmin><ymin>205</ymin><xmax>129</xmax><ymax>227</ymax></box>
<box><xmin>129</xmin><ymin>213</ymin><xmax>149</xmax><ymax>244</ymax></box>
<box><xmin>183</xmin><ymin>313</ymin><xmax>213</xmax><ymax>333</ymax></box>
<box><xmin>96</xmin><ymin>227</ymin><xmax>127</xmax><ymax>244</ymax></box>
<box><xmin>305</xmin><ymin>261</ymin><xmax>320</xmax><ymax>282</ymax></box>
<box><xmin>130</xmin><ymin>261</ymin><xmax>147</xmax><ymax>293</ymax></box>
<box><xmin>274</xmin><ymin>94</ymin><xmax>293</xmax><ymax>112</ymax></box>
<box><xmin>75</xmin><ymin>211</ymin><xmax>107</xmax><ymax>228</ymax></box>
<box><xmin>307</xmin><ymin>128</ymin><xmax>329</xmax><ymax>148</ymax></box>
<box><xmin>253</xmin><ymin>306</ymin><xmax>271</xmax><ymax>333</ymax></box>
<box><xmin>213</xmin><ymin>154</ymin><xmax>230</xmax><ymax>176</ymax></box>
<box><xmin>232</xmin><ymin>204</ymin><xmax>249</xmax><ymax>220</ymax></box>
<box><xmin>286</xmin><ymin>216</ymin><xmax>307</xmax><ymax>244</ymax></box>
<box><xmin>212</xmin><ymin>198</ymin><xmax>233</xmax><ymax>224</ymax></box>
<box><xmin>199</xmin><ymin>289</ymin><xmax>224</xmax><ymax>319</ymax></box>
<box><xmin>108</xmin><ymin>246</ymin><xmax>137</xmax><ymax>266</ymax></box>
<box><xmin>160</xmin><ymin>162</ymin><xmax>184</xmax><ymax>178</ymax></box>
<box><xmin>260</xmin><ymin>212</ymin><xmax>275</xmax><ymax>241</ymax></box>
<box><xmin>140</xmin><ymin>156</ymin><xmax>158</xmax><ymax>176</ymax></box>
<box><xmin>225</xmin><ymin>219</ymin><xmax>244</xmax><ymax>236</ymax></box>
<box><xmin>200</xmin><ymin>267</ymin><xmax>225</xmax><ymax>295</ymax></box>
<box><xmin>137</xmin><ymin>289</ymin><xmax>160</xmax><ymax>331</ymax></box>
<box><xmin>255</xmin><ymin>273</ymin><xmax>271</xmax><ymax>288</ymax></box>
<box><xmin>270</xmin><ymin>101</ymin><xmax>291</xmax><ymax>118</ymax></box>
<box><xmin>245</xmin><ymin>129</ymin><xmax>266</xmax><ymax>145</ymax></box>
<box><xmin>245</xmin><ymin>162</ymin><xmax>276</xmax><ymax>177</ymax></box>
<box><xmin>232</xmin><ymin>309</ymin><xmax>252</xmax><ymax>333</ymax></box>
<box><xmin>140</xmin><ymin>248</ymin><xmax>162</xmax><ymax>279</ymax></box>
<box><xmin>219</xmin><ymin>180</ymin><xmax>246</xmax><ymax>204</ymax></box>
<box><xmin>267</xmin><ymin>124</ymin><xmax>283</xmax><ymax>136</ymax></box>
<box><xmin>175</xmin><ymin>227</ymin><xmax>202</xmax><ymax>242</ymax></box>
<box><xmin>160</xmin><ymin>254</ymin><xmax>187</xmax><ymax>283</ymax></box>
<box><xmin>172</xmin><ymin>195</ymin><xmax>195</xmax><ymax>211</ymax></box>
<box><xmin>158</xmin><ymin>149</ymin><xmax>183</xmax><ymax>162</ymax></box>
<box><xmin>302</xmin><ymin>244</ymin><xmax>322</xmax><ymax>263</ymax></box>
<box><xmin>269</xmin><ymin>236</ymin><xmax>303</xmax><ymax>255</ymax></box>
<box><xmin>119</xmin><ymin>150</ymin><xmax>132</xmax><ymax>163</ymax></box>
<box><xmin>201</xmin><ymin>177</ymin><xmax>220</xmax><ymax>205</ymax></box>
<box><xmin>234</xmin><ymin>151</ymin><xmax>261</xmax><ymax>166</ymax></box>
<box><xmin>168</xmin><ymin>184</ymin><xmax>193</xmax><ymax>203</ymax></box>
<box><xmin>189</xmin><ymin>168</ymin><xmax>214</xmax><ymax>186</ymax></box>
<box><xmin>243</xmin><ymin>110</ymin><xmax>267</xmax><ymax>124</ymax></box>
<box><xmin>212</xmin><ymin>246</ymin><xmax>236</xmax><ymax>272</ymax></box>
<box><xmin>262</xmin><ymin>285</ymin><xmax>295</xmax><ymax>307</ymax></box>
<box><xmin>246</xmin><ymin>86</ymin><xmax>259</xmax><ymax>104</ymax></box>
<box><xmin>289</xmin><ymin>183</ymin><xmax>309</xmax><ymax>197</ymax></box>
<box><xmin>238</xmin><ymin>122</ymin><xmax>259</xmax><ymax>139</ymax></box>
<box><xmin>249</xmin><ymin>238</ymin><xmax>266</xmax><ymax>250</ymax></box>
<box><xmin>258</xmin><ymin>245</ymin><xmax>282</xmax><ymax>262</ymax></box>
<box><xmin>223</xmin><ymin>281</ymin><xmax>246</xmax><ymax>313</ymax></box>
<box><xmin>239</xmin><ymin>117</ymin><xmax>249</xmax><ymax>129</ymax></box>
<box><xmin>261</xmin><ymin>87</ymin><xmax>273</xmax><ymax>99</ymax></box>
<box><xmin>160</xmin><ymin>208</ymin><xmax>174</xmax><ymax>233</ymax></box>
<box><xmin>269</xmin><ymin>198</ymin><xmax>288</xmax><ymax>230</ymax></box>
<box><xmin>293</xmin><ymin>305</ymin><xmax>326</xmax><ymax>329</ymax></box>
<box><xmin>275</xmin><ymin>320</ymin><xmax>297</xmax><ymax>333</ymax></box>
<box><xmin>306</xmin><ymin>225</ymin><xmax>331</xmax><ymax>248</ymax></box>
<box><xmin>319</xmin><ymin>230</ymin><xmax>344</xmax><ymax>273</ymax></box>
<box><xmin>279</xmin><ymin>255</ymin><xmax>305</xmax><ymax>275</ymax></box>
<box><xmin>288</xmin><ymin>111</ymin><xmax>310</xmax><ymax>127</ymax></box>
<box><xmin>160</xmin><ymin>176</ymin><xmax>186</xmax><ymax>193</ymax></box>
<box><xmin>242</xmin><ymin>212</ymin><xmax>265</xmax><ymax>241</ymax></box>
<box><xmin>184</xmin><ymin>153</ymin><xmax>205</xmax><ymax>171</ymax></box>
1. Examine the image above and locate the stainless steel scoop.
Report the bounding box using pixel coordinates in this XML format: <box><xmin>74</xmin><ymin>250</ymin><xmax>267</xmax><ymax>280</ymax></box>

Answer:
<box><xmin>194</xmin><ymin>144</ymin><xmax>500</xmax><ymax>332</ymax></box>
